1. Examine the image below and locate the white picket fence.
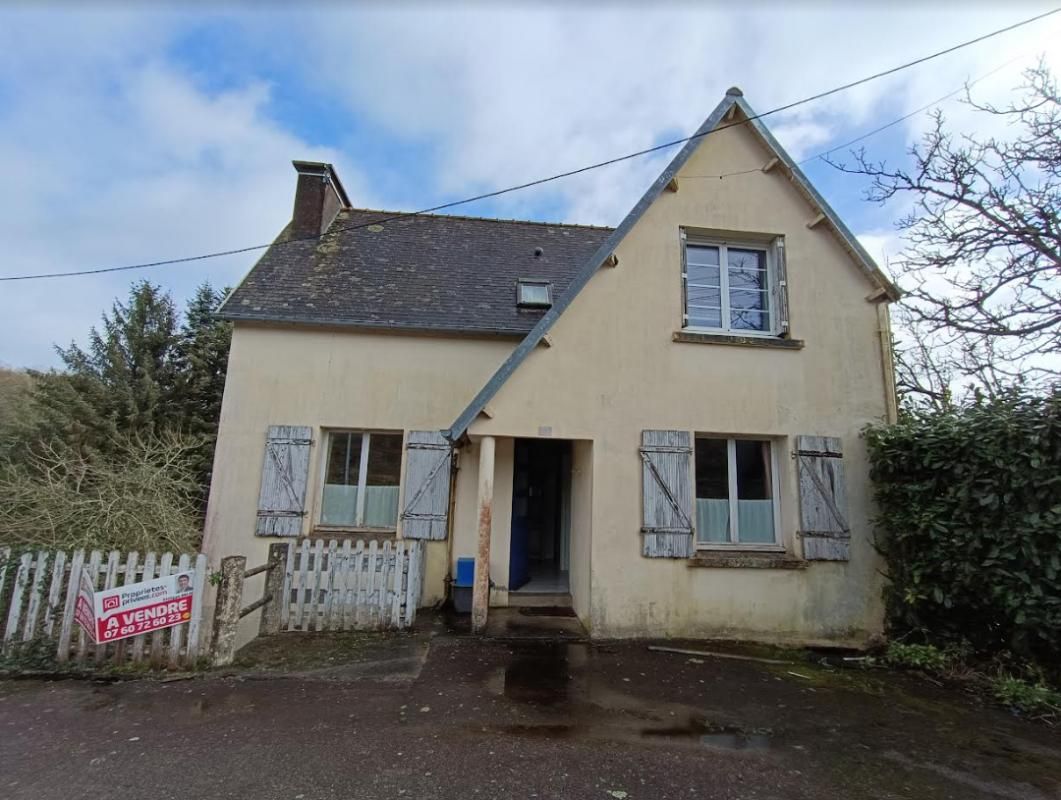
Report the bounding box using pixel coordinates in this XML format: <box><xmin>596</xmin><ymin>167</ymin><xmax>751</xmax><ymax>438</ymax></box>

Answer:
<box><xmin>0</xmin><ymin>547</ymin><xmax>208</xmax><ymax>668</ymax></box>
<box><xmin>280</xmin><ymin>538</ymin><xmax>424</xmax><ymax>632</ymax></box>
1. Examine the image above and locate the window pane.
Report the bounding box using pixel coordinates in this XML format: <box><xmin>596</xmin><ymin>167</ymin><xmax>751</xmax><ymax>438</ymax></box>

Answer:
<box><xmin>734</xmin><ymin>440</ymin><xmax>774</xmax><ymax>543</ymax></box>
<box><xmin>363</xmin><ymin>433</ymin><xmax>402</xmax><ymax>527</ymax></box>
<box><xmin>730</xmin><ymin>308</ymin><xmax>769</xmax><ymax>331</ymax></box>
<box><xmin>686</xmin><ymin>244</ymin><xmax>719</xmax><ymax>267</ymax></box>
<box><xmin>695</xmin><ymin>438</ymin><xmax>729</xmax><ymax>543</ymax></box>
<box><xmin>729</xmin><ymin>289</ymin><xmax>768</xmax><ymax>311</ymax></box>
<box><xmin>728</xmin><ymin>268</ymin><xmax>768</xmax><ymax>292</ymax></box>
<box><xmin>727</xmin><ymin>248</ymin><xmax>766</xmax><ymax>274</ymax></box>
<box><xmin>519</xmin><ymin>283</ymin><xmax>550</xmax><ymax>306</ymax></box>
<box><xmin>687</xmin><ymin>285</ymin><xmax>722</xmax><ymax>306</ymax></box>
<box><xmin>688</xmin><ymin>308</ymin><xmax>722</xmax><ymax>329</ymax></box>
<box><xmin>322</xmin><ymin>433</ymin><xmax>362</xmax><ymax>525</ymax></box>
<box><xmin>727</xmin><ymin>249</ymin><xmax>769</xmax><ymax>333</ymax></box>
<box><xmin>687</xmin><ymin>263</ymin><xmax>721</xmax><ymax>286</ymax></box>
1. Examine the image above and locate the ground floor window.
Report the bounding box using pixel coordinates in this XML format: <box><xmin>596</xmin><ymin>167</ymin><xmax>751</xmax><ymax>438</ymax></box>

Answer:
<box><xmin>321</xmin><ymin>430</ymin><xmax>403</xmax><ymax>528</ymax></box>
<box><xmin>695</xmin><ymin>437</ymin><xmax>780</xmax><ymax>546</ymax></box>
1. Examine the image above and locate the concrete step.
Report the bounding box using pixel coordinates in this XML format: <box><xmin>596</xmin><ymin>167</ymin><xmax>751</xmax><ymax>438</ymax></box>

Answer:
<box><xmin>508</xmin><ymin>592</ymin><xmax>573</xmax><ymax>608</ymax></box>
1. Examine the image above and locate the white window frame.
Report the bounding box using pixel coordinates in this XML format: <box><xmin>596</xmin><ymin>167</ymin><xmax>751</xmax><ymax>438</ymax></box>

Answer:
<box><xmin>694</xmin><ymin>436</ymin><xmax>783</xmax><ymax>551</ymax></box>
<box><xmin>317</xmin><ymin>429</ymin><xmax>403</xmax><ymax>530</ymax></box>
<box><xmin>682</xmin><ymin>234</ymin><xmax>778</xmax><ymax>336</ymax></box>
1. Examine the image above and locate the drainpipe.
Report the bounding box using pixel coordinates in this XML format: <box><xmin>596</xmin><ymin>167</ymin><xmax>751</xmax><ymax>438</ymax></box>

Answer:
<box><xmin>876</xmin><ymin>302</ymin><xmax>899</xmax><ymax>424</ymax></box>
<box><xmin>471</xmin><ymin>436</ymin><xmax>495</xmax><ymax>633</ymax></box>
<box><xmin>443</xmin><ymin>447</ymin><xmax>460</xmax><ymax>598</ymax></box>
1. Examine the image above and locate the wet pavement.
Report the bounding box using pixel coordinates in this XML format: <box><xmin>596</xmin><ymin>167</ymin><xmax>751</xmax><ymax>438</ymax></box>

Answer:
<box><xmin>1</xmin><ymin>617</ymin><xmax>1060</xmax><ymax>799</ymax></box>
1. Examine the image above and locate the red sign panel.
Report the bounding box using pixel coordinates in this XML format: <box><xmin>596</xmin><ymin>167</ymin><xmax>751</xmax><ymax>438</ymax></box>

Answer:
<box><xmin>95</xmin><ymin>594</ymin><xmax>193</xmax><ymax>643</ymax></box>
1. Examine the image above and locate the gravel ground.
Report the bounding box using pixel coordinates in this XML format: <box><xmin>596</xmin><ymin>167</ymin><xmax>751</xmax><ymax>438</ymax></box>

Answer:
<box><xmin>1</xmin><ymin>620</ymin><xmax>1058</xmax><ymax>800</ymax></box>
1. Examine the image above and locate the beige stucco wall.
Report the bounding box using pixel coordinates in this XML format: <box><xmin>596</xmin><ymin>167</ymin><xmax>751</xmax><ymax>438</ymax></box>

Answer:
<box><xmin>202</xmin><ymin>326</ymin><xmax>516</xmax><ymax>646</ymax></box>
<box><xmin>466</xmin><ymin>117</ymin><xmax>894</xmax><ymax>644</ymax></box>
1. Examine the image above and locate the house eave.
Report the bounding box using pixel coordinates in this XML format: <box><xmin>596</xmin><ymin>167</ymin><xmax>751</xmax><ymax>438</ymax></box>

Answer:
<box><xmin>221</xmin><ymin>312</ymin><xmax>533</xmax><ymax>340</ymax></box>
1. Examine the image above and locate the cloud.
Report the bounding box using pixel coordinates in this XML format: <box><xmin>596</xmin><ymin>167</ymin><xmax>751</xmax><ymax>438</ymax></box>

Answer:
<box><xmin>296</xmin><ymin>5</ymin><xmax>1061</xmax><ymax>223</ymax></box>
<box><xmin>0</xmin><ymin>9</ymin><xmax>369</xmax><ymax>368</ymax></box>
<box><xmin>2</xmin><ymin>4</ymin><xmax>1059</xmax><ymax>369</ymax></box>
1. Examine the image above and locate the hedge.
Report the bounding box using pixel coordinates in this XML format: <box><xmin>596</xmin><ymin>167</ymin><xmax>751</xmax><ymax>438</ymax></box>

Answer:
<box><xmin>865</xmin><ymin>389</ymin><xmax>1061</xmax><ymax>675</ymax></box>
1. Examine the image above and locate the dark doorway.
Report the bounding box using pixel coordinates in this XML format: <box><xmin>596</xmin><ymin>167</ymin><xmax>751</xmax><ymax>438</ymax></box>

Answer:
<box><xmin>509</xmin><ymin>439</ymin><xmax>571</xmax><ymax>593</ymax></box>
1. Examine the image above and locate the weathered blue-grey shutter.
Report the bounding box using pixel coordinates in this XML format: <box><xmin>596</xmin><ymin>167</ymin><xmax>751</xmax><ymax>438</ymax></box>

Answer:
<box><xmin>400</xmin><ymin>431</ymin><xmax>453</xmax><ymax>541</ymax></box>
<box><xmin>771</xmin><ymin>236</ymin><xmax>789</xmax><ymax>335</ymax></box>
<box><xmin>256</xmin><ymin>425</ymin><xmax>313</xmax><ymax>536</ymax></box>
<box><xmin>795</xmin><ymin>435</ymin><xmax>850</xmax><ymax>560</ymax></box>
<box><xmin>640</xmin><ymin>430</ymin><xmax>694</xmax><ymax>558</ymax></box>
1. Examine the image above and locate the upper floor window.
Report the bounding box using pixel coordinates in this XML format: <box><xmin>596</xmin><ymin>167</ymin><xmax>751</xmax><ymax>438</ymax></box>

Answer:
<box><xmin>682</xmin><ymin>234</ymin><xmax>786</xmax><ymax>335</ymax></box>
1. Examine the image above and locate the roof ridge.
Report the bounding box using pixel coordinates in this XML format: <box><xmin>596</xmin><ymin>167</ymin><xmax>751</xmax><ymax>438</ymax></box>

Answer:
<box><xmin>338</xmin><ymin>207</ymin><xmax>615</xmax><ymax>232</ymax></box>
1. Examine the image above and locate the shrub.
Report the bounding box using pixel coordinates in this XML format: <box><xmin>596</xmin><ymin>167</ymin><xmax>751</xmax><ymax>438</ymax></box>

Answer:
<box><xmin>0</xmin><ymin>434</ymin><xmax>201</xmax><ymax>553</ymax></box>
<box><xmin>991</xmin><ymin>676</ymin><xmax>1061</xmax><ymax>715</ymax></box>
<box><xmin>883</xmin><ymin>642</ymin><xmax>951</xmax><ymax>672</ymax></box>
<box><xmin>865</xmin><ymin>389</ymin><xmax>1061</xmax><ymax>677</ymax></box>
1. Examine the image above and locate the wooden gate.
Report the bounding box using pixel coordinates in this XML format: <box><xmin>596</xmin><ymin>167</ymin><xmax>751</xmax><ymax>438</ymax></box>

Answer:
<box><xmin>278</xmin><ymin>538</ymin><xmax>424</xmax><ymax>632</ymax></box>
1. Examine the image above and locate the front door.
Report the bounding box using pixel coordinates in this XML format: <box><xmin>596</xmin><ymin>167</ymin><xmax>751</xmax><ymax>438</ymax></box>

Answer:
<box><xmin>509</xmin><ymin>443</ymin><xmax>532</xmax><ymax>590</ymax></box>
<box><xmin>509</xmin><ymin>439</ymin><xmax>570</xmax><ymax>593</ymax></box>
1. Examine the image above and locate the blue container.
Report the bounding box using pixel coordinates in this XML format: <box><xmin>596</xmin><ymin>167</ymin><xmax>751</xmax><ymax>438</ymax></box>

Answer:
<box><xmin>455</xmin><ymin>557</ymin><xmax>475</xmax><ymax>588</ymax></box>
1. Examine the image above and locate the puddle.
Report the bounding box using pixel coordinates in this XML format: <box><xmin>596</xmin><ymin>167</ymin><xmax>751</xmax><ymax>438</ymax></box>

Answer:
<box><xmin>519</xmin><ymin>607</ymin><xmax>577</xmax><ymax>618</ymax></box>
<box><xmin>495</xmin><ymin>643</ymin><xmax>586</xmax><ymax>706</ymax></box>
<box><xmin>498</xmin><ymin>723</ymin><xmax>577</xmax><ymax>739</ymax></box>
<box><xmin>481</xmin><ymin>642</ymin><xmax>775</xmax><ymax>751</ymax></box>
<box><xmin>641</xmin><ymin>716</ymin><xmax>772</xmax><ymax>750</ymax></box>
<box><xmin>491</xmin><ymin>715</ymin><xmax>773</xmax><ymax>750</ymax></box>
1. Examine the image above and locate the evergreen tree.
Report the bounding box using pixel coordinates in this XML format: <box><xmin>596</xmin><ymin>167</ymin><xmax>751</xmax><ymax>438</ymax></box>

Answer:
<box><xmin>174</xmin><ymin>283</ymin><xmax>233</xmax><ymax>503</ymax></box>
<box><xmin>21</xmin><ymin>280</ymin><xmax>231</xmax><ymax>513</ymax></box>
<box><xmin>29</xmin><ymin>281</ymin><xmax>183</xmax><ymax>458</ymax></box>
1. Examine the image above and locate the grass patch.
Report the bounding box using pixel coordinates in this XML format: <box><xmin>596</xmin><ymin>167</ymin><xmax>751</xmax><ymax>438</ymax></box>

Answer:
<box><xmin>991</xmin><ymin>676</ymin><xmax>1061</xmax><ymax>716</ymax></box>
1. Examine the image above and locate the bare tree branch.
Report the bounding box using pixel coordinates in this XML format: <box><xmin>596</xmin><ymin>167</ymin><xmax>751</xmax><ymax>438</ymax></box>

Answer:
<box><xmin>827</xmin><ymin>61</ymin><xmax>1060</xmax><ymax>402</ymax></box>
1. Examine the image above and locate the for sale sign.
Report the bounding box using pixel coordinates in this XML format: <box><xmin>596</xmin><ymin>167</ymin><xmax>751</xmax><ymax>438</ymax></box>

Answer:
<box><xmin>74</xmin><ymin>568</ymin><xmax>97</xmax><ymax>643</ymax></box>
<box><xmin>93</xmin><ymin>570</ymin><xmax>195</xmax><ymax>644</ymax></box>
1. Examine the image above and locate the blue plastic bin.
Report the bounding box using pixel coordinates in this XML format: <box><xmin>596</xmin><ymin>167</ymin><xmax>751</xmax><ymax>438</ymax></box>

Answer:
<box><xmin>452</xmin><ymin>557</ymin><xmax>475</xmax><ymax>614</ymax></box>
<box><xmin>455</xmin><ymin>557</ymin><xmax>475</xmax><ymax>587</ymax></box>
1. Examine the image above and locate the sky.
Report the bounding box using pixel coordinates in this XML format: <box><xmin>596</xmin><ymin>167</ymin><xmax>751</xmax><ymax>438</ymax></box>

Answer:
<box><xmin>1</xmin><ymin>2</ymin><xmax>1058</xmax><ymax>369</ymax></box>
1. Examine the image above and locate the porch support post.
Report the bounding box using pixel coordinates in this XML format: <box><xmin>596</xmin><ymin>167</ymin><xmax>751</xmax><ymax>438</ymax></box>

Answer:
<box><xmin>471</xmin><ymin>435</ymin><xmax>495</xmax><ymax>634</ymax></box>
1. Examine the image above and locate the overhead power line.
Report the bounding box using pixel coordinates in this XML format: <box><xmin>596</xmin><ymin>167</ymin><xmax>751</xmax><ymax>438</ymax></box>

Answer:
<box><xmin>683</xmin><ymin>52</ymin><xmax>1033</xmax><ymax>181</ymax></box>
<box><xmin>3</xmin><ymin>6</ymin><xmax>1058</xmax><ymax>283</ymax></box>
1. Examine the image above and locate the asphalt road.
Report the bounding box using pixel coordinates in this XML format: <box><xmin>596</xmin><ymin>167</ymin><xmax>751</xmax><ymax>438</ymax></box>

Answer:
<box><xmin>1</xmin><ymin>626</ymin><xmax>1059</xmax><ymax>800</ymax></box>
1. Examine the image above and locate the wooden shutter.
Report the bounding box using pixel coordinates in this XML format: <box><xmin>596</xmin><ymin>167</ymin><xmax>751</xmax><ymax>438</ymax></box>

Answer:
<box><xmin>255</xmin><ymin>425</ymin><xmax>313</xmax><ymax>537</ymax></box>
<box><xmin>400</xmin><ymin>431</ymin><xmax>453</xmax><ymax>541</ymax></box>
<box><xmin>795</xmin><ymin>435</ymin><xmax>850</xmax><ymax>560</ymax></box>
<box><xmin>640</xmin><ymin>430</ymin><xmax>694</xmax><ymax>558</ymax></box>
<box><xmin>771</xmin><ymin>236</ymin><xmax>790</xmax><ymax>334</ymax></box>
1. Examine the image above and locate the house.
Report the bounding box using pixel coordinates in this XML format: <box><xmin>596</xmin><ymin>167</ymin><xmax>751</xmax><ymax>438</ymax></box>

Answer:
<box><xmin>203</xmin><ymin>87</ymin><xmax>900</xmax><ymax>649</ymax></box>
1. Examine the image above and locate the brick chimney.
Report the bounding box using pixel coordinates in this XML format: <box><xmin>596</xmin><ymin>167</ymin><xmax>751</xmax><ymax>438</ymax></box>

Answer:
<box><xmin>290</xmin><ymin>161</ymin><xmax>351</xmax><ymax>238</ymax></box>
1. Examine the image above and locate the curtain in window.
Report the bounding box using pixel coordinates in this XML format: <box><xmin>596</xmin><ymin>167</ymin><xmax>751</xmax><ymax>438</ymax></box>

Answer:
<box><xmin>321</xmin><ymin>485</ymin><xmax>400</xmax><ymax>528</ymax></box>
<box><xmin>362</xmin><ymin>486</ymin><xmax>400</xmax><ymax>527</ymax></box>
<box><xmin>737</xmin><ymin>500</ymin><xmax>775</xmax><ymax>543</ymax></box>
<box><xmin>696</xmin><ymin>499</ymin><xmax>730</xmax><ymax>543</ymax></box>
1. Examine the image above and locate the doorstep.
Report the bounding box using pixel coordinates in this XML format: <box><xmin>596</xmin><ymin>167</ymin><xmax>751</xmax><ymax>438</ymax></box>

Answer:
<box><xmin>507</xmin><ymin>591</ymin><xmax>573</xmax><ymax>608</ymax></box>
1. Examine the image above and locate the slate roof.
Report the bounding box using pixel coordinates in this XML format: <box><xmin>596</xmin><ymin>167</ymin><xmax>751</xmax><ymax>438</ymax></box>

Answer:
<box><xmin>221</xmin><ymin>208</ymin><xmax>613</xmax><ymax>335</ymax></box>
